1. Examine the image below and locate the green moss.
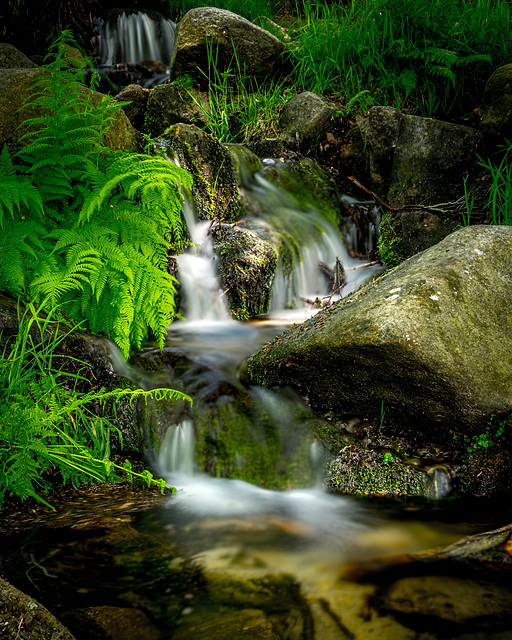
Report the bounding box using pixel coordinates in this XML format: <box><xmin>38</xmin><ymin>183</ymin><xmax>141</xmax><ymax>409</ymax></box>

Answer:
<box><xmin>377</xmin><ymin>211</ymin><xmax>406</xmax><ymax>266</ymax></box>
<box><xmin>262</xmin><ymin>158</ymin><xmax>341</xmax><ymax>225</ymax></box>
<box><xmin>193</xmin><ymin>396</ymin><xmax>314</xmax><ymax>490</ymax></box>
<box><xmin>163</xmin><ymin>123</ymin><xmax>241</xmax><ymax>222</ymax></box>
<box><xmin>326</xmin><ymin>447</ymin><xmax>427</xmax><ymax>497</ymax></box>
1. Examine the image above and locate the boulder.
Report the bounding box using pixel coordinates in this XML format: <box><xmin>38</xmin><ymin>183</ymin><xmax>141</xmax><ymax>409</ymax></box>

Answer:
<box><xmin>162</xmin><ymin>123</ymin><xmax>241</xmax><ymax>221</ymax></box>
<box><xmin>0</xmin><ymin>43</ymin><xmax>38</xmax><ymax>69</ymax></box>
<box><xmin>362</xmin><ymin>107</ymin><xmax>485</xmax><ymax>264</ymax></box>
<box><xmin>386</xmin><ymin>114</ymin><xmax>484</xmax><ymax>206</ymax></box>
<box><xmin>143</xmin><ymin>83</ymin><xmax>210</xmax><ymax>137</ymax></box>
<box><xmin>362</xmin><ymin>107</ymin><xmax>484</xmax><ymax>205</ymax></box>
<box><xmin>279</xmin><ymin>91</ymin><xmax>338</xmax><ymax>153</ymax></box>
<box><xmin>248</xmin><ymin>226</ymin><xmax>512</xmax><ymax>439</ymax></box>
<box><xmin>169</xmin><ymin>8</ymin><xmax>287</xmax><ymax>86</ymax></box>
<box><xmin>479</xmin><ymin>63</ymin><xmax>512</xmax><ymax>138</ymax></box>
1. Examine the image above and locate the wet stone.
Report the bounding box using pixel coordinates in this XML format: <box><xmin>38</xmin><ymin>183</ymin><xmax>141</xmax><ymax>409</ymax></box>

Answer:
<box><xmin>379</xmin><ymin>575</ymin><xmax>512</xmax><ymax>631</ymax></box>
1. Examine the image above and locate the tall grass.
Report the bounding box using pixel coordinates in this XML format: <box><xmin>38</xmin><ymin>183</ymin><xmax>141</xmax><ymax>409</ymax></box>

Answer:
<box><xmin>190</xmin><ymin>39</ymin><xmax>294</xmax><ymax>142</ymax></box>
<box><xmin>0</xmin><ymin>302</ymin><xmax>192</xmax><ymax>507</ymax></box>
<box><xmin>289</xmin><ymin>0</ymin><xmax>512</xmax><ymax>117</ymax></box>
<box><xmin>479</xmin><ymin>142</ymin><xmax>512</xmax><ymax>225</ymax></box>
<box><xmin>167</xmin><ymin>0</ymin><xmax>278</xmax><ymax>21</ymax></box>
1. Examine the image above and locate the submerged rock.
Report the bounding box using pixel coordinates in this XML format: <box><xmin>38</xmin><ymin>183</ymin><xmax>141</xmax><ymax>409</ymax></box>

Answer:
<box><xmin>248</xmin><ymin>226</ymin><xmax>512</xmax><ymax>439</ymax></box>
<box><xmin>169</xmin><ymin>7</ymin><xmax>287</xmax><ymax>86</ymax></box>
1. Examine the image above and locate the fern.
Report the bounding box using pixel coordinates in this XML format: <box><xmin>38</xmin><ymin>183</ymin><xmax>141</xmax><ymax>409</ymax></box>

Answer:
<box><xmin>0</xmin><ymin>32</ymin><xmax>192</xmax><ymax>356</ymax></box>
<box><xmin>0</xmin><ymin>304</ymin><xmax>192</xmax><ymax>507</ymax></box>
<box><xmin>0</xmin><ymin>145</ymin><xmax>43</xmax><ymax>226</ymax></box>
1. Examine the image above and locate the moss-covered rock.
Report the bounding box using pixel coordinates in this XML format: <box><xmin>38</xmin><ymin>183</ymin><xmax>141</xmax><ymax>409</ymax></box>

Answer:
<box><xmin>212</xmin><ymin>224</ymin><xmax>277</xmax><ymax>319</ymax></box>
<box><xmin>248</xmin><ymin>226</ymin><xmax>512</xmax><ymax>440</ymax></box>
<box><xmin>0</xmin><ymin>577</ymin><xmax>77</xmax><ymax>640</ymax></box>
<box><xmin>162</xmin><ymin>123</ymin><xmax>241</xmax><ymax>221</ymax></box>
<box><xmin>143</xmin><ymin>83</ymin><xmax>210</xmax><ymax>137</ymax></box>
<box><xmin>0</xmin><ymin>68</ymin><xmax>142</xmax><ymax>155</ymax></box>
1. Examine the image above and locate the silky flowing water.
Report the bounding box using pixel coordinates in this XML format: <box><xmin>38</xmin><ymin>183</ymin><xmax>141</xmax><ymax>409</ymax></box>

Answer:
<box><xmin>3</xmin><ymin>15</ymin><xmax>512</xmax><ymax>638</ymax></box>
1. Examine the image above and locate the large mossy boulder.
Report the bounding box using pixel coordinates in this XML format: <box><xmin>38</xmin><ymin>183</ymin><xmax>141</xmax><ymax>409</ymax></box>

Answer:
<box><xmin>248</xmin><ymin>226</ymin><xmax>512</xmax><ymax>440</ymax></box>
<box><xmin>169</xmin><ymin>7</ymin><xmax>287</xmax><ymax>86</ymax></box>
<box><xmin>143</xmin><ymin>83</ymin><xmax>210</xmax><ymax>137</ymax></box>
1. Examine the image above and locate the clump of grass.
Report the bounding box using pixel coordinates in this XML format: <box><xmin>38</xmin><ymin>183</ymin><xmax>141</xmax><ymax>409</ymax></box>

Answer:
<box><xmin>478</xmin><ymin>141</ymin><xmax>512</xmax><ymax>225</ymax></box>
<box><xmin>0</xmin><ymin>302</ymin><xmax>192</xmax><ymax>508</ymax></box>
<box><xmin>190</xmin><ymin>39</ymin><xmax>295</xmax><ymax>142</ymax></box>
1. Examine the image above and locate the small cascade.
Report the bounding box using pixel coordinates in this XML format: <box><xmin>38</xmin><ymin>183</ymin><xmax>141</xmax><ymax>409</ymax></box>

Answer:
<box><xmin>156</xmin><ymin>420</ymin><xmax>196</xmax><ymax>478</ymax></box>
<box><xmin>175</xmin><ymin>201</ymin><xmax>230</xmax><ymax>323</ymax></box>
<box><xmin>340</xmin><ymin>194</ymin><xmax>382</xmax><ymax>257</ymax></box>
<box><xmin>93</xmin><ymin>11</ymin><xmax>176</xmax><ymax>67</ymax></box>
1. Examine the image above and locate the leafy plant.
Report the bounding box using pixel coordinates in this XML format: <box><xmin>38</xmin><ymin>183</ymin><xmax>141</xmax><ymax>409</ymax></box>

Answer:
<box><xmin>0</xmin><ymin>31</ymin><xmax>192</xmax><ymax>357</ymax></box>
<box><xmin>0</xmin><ymin>302</ymin><xmax>192</xmax><ymax>507</ymax></box>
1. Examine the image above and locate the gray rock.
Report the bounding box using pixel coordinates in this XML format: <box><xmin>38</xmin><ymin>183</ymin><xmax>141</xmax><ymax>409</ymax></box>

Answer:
<box><xmin>279</xmin><ymin>91</ymin><xmax>338</xmax><ymax>152</ymax></box>
<box><xmin>387</xmin><ymin>114</ymin><xmax>484</xmax><ymax>206</ymax></box>
<box><xmin>362</xmin><ymin>107</ymin><xmax>484</xmax><ymax>205</ymax></box>
<box><xmin>0</xmin><ymin>576</ymin><xmax>76</xmax><ymax>639</ymax></box>
<box><xmin>169</xmin><ymin>7</ymin><xmax>287</xmax><ymax>86</ymax></box>
<box><xmin>479</xmin><ymin>63</ymin><xmax>512</xmax><ymax>138</ymax></box>
<box><xmin>248</xmin><ymin>226</ymin><xmax>512</xmax><ymax>438</ymax></box>
<box><xmin>0</xmin><ymin>43</ymin><xmax>38</xmax><ymax>69</ymax></box>
<box><xmin>143</xmin><ymin>83</ymin><xmax>210</xmax><ymax>137</ymax></box>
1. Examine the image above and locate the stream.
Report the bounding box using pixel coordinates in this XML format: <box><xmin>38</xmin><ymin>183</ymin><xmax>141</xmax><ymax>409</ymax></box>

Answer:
<box><xmin>2</xmin><ymin>11</ymin><xmax>512</xmax><ymax>640</ymax></box>
<box><xmin>3</xmin><ymin>170</ymin><xmax>510</xmax><ymax>639</ymax></box>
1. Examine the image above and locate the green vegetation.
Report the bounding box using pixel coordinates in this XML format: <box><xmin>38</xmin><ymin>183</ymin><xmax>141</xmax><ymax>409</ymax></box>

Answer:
<box><xmin>190</xmin><ymin>38</ymin><xmax>294</xmax><ymax>143</ymax></box>
<box><xmin>0</xmin><ymin>32</ymin><xmax>192</xmax><ymax>358</ymax></box>
<box><xmin>172</xmin><ymin>0</ymin><xmax>511</xmax><ymax>120</ymax></box>
<box><xmin>458</xmin><ymin>413</ymin><xmax>511</xmax><ymax>454</ymax></box>
<box><xmin>0</xmin><ymin>302</ymin><xmax>191</xmax><ymax>507</ymax></box>
<box><xmin>478</xmin><ymin>141</ymin><xmax>512</xmax><ymax>225</ymax></box>
<box><xmin>290</xmin><ymin>0</ymin><xmax>509</xmax><ymax>117</ymax></box>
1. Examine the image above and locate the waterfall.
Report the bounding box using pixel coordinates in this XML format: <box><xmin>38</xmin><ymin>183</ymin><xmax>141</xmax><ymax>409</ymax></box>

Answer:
<box><xmin>175</xmin><ymin>200</ymin><xmax>231</xmax><ymax>323</ymax></box>
<box><xmin>93</xmin><ymin>11</ymin><xmax>176</xmax><ymax>67</ymax></box>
